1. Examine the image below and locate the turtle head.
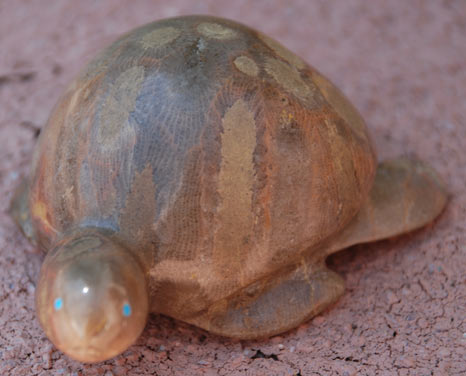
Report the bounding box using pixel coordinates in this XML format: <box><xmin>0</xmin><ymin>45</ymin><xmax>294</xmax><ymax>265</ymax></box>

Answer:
<box><xmin>36</xmin><ymin>231</ymin><xmax>149</xmax><ymax>363</ymax></box>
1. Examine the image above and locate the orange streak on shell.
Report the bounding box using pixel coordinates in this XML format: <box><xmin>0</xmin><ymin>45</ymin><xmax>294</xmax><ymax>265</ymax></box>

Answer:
<box><xmin>31</xmin><ymin>200</ymin><xmax>57</xmax><ymax>237</ymax></box>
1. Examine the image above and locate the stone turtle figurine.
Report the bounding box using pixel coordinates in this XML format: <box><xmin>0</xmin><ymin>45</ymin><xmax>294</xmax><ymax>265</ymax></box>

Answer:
<box><xmin>11</xmin><ymin>15</ymin><xmax>447</xmax><ymax>362</ymax></box>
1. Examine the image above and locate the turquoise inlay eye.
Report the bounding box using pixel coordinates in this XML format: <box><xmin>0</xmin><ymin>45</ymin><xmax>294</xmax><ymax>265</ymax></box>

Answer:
<box><xmin>54</xmin><ymin>298</ymin><xmax>63</xmax><ymax>311</ymax></box>
<box><xmin>123</xmin><ymin>303</ymin><xmax>131</xmax><ymax>317</ymax></box>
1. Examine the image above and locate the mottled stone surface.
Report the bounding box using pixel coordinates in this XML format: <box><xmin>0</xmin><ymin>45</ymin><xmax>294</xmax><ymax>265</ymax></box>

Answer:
<box><xmin>0</xmin><ymin>1</ymin><xmax>465</xmax><ymax>375</ymax></box>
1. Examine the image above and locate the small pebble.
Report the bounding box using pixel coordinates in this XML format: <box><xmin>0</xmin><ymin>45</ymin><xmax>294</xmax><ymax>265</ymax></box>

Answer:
<box><xmin>406</xmin><ymin>313</ymin><xmax>416</xmax><ymax>321</ymax></box>
<box><xmin>278</xmin><ymin>344</ymin><xmax>284</xmax><ymax>350</ymax></box>
<box><xmin>271</xmin><ymin>336</ymin><xmax>283</xmax><ymax>344</ymax></box>
<box><xmin>438</xmin><ymin>348</ymin><xmax>450</xmax><ymax>357</ymax></box>
<box><xmin>230</xmin><ymin>355</ymin><xmax>246</xmax><ymax>367</ymax></box>
<box><xmin>386</xmin><ymin>290</ymin><xmax>399</xmax><ymax>305</ymax></box>
<box><xmin>8</xmin><ymin>171</ymin><xmax>19</xmax><ymax>180</ymax></box>
<box><xmin>42</xmin><ymin>350</ymin><xmax>52</xmax><ymax>370</ymax></box>
<box><xmin>401</xmin><ymin>287</ymin><xmax>411</xmax><ymax>295</ymax></box>
<box><xmin>400</xmin><ymin>356</ymin><xmax>415</xmax><ymax>368</ymax></box>
<box><xmin>114</xmin><ymin>357</ymin><xmax>126</xmax><ymax>366</ymax></box>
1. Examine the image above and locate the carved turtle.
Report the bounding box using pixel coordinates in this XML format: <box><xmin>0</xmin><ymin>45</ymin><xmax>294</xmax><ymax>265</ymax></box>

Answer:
<box><xmin>10</xmin><ymin>15</ymin><xmax>447</xmax><ymax>362</ymax></box>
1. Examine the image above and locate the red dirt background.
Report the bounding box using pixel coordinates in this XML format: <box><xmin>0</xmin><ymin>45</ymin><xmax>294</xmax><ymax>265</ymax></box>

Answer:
<box><xmin>1</xmin><ymin>1</ymin><xmax>465</xmax><ymax>375</ymax></box>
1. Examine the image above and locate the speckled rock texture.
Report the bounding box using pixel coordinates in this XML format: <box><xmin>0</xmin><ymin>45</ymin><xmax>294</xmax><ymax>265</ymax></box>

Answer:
<box><xmin>0</xmin><ymin>1</ymin><xmax>464</xmax><ymax>375</ymax></box>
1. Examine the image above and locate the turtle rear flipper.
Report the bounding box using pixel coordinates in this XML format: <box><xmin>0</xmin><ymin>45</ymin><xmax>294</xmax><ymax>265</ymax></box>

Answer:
<box><xmin>9</xmin><ymin>179</ymin><xmax>37</xmax><ymax>246</ymax></box>
<box><xmin>185</xmin><ymin>157</ymin><xmax>447</xmax><ymax>339</ymax></box>
<box><xmin>326</xmin><ymin>157</ymin><xmax>448</xmax><ymax>255</ymax></box>
<box><xmin>186</xmin><ymin>263</ymin><xmax>344</xmax><ymax>339</ymax></box>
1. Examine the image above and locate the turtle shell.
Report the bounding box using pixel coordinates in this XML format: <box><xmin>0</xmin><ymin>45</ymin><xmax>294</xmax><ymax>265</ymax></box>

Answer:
<box><xmin>28</xmin><ymin>15</ymin><xmax>376</xmax><ymax>319</ymax></box>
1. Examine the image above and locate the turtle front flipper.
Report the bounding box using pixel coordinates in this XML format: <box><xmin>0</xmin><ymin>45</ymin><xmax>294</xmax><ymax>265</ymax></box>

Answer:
<box><xmin>185</xmin><ymin>263</ymin><xmax>345</xmax><ymax>339</ymax></box>
<box><xmin>9</xmin><ymin>179</ymin><xmax>37</xmax><ymax>246</ymax></box>
<box><xmin>326</xmin><ymin>157</ymin><xmax>448</xmax><ymax>255</ymax></box>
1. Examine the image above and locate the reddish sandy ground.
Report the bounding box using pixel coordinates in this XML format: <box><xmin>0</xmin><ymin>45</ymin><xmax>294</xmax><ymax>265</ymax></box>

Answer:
<box><xmin>1</xmin><ymin>1</ymin><xmax>465</xmax><ymax>375</ymax></box>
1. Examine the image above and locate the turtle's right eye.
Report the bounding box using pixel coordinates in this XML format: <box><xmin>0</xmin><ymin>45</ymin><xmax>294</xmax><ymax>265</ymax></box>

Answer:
<box><xmin>54</xmin><ymin>297</ymin><xmax>63</xmax><ymax>311</ymax></box>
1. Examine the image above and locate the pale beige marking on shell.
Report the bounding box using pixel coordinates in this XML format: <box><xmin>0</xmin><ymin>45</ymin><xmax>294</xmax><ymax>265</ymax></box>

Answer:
<box><xmin>197</xmin><ymin>22</ymin><xmax>237</xmax><ymax>40</ymax></box>
<box><xmin>259</xmin><ymin>32</ymin><xmax>307</xmax><ymax>70</ymax></box>
<box><xmin>265</xmin><ymin>57</ymin><xmax>314</xmax><ymax>104</ymax></box>
<box><xmin>233</xmin><ymin>56</ymin><xmax>259</xmax><ymax>77</ymax></box>
<box><xmin>66</xmin><ymin>85</ymin><xmax>84</xmax><ymax>120</ymax></box>
<box><xmin>214</xmin><ymin>99</ymin><xmax>257</xmax><ymax>274</ymax></box>
<box><xmin>97</xmin><ymin>66</ymin><xmax>145</xmax><ymax>147</ymax></box>
<box><xmin>140</xmin><ymin>27</ymin><xmax>181</xmax><ymax>49</ymax></box>
<box><xmin>325</xmin><ymin>118</ymin><xmax>345</xmax><ymax>173</ymax></box>
<box><xmin>312</xmin><ymin>71</ymin><xmax>368</xmax><ymax>141</ymax></box>
<box><xmin>64</xmin><ymin>79</ymin><xmax>79</xmax><ymax>95</ymax></box>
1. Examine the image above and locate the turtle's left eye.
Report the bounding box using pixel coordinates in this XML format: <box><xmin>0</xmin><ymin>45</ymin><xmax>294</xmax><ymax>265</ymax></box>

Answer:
<box><xmin>123</xmin><ymin>303</ymin><xmax>132</xmax><ymax>317</ymax></box>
